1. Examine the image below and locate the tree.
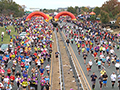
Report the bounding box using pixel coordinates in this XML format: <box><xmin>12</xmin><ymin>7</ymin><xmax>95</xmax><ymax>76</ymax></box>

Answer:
<box><xmin>89</xmin><ymin>8</ymin><xmax>93</xmax><ymax>12</ymax></box>
<box><xmin>109</xmin><ymin>12</ymin><xmax>113</xmax><ymax>18</ymax></box>
<box><xmin>93</xmin><ymin>7</ymin><xmax>100</xmax><ymax>16</ymax></box>
<box><xmin>115</xmin><ymin>13</ymin><xmax>120</xmax><ymax>27</ymax></box>
<box><xmin>0</xmin><ymin>0</ymin><xmax>24</xmax><ymax>17</ymax></box>
<box><xmin>81</xmin><ymin>6</ymin><xmax>89</xmax><ymax>12</ymax></box>
<box><xmin>90</xmin><ymin>15</ymin><xmax>96</xmax><ymax>21</ymax></box>
<box><xmin>75</xmin><ymin>6</ymin><xmax>79</xmax><ymax>11</ymax></box>
<box><xmin>67</xmin><ymin>6</ymin><xmax>76</xmax><ymax>14</ymax></box>
<box><xmin>101</xmin><ymin>0</ymin><xmax>120</xmax><ymax>17</ymax></box>
<box><xmin>75</xmin><ymin>6</ymin><xmax>79</xmax><ymax>14</ymax></box>
<box><xmin>21</xmin><ymin>5</ymin><xmax>26</xmax><ymax>10</ymax></box>
<box><xmin>100</xmin><ymin>10</ymin><xmax>110</xmax><ymax>24</ymax></box>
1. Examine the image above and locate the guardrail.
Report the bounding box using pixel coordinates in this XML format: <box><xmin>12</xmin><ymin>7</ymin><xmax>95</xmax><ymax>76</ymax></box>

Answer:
<box><xmin>55</xmin><ymin>30</ymin><xmax>65</xmax><ymax>90</ymax></box>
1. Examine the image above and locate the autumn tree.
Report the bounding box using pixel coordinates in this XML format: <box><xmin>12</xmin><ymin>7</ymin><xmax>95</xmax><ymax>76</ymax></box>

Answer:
<box><xmin>115</xmin><ymin>13</ymin><xmax>120</xmax><ymax>27</ymax></box>
<box><xmin>101</xmin><ymin>0</ymin><xmax>120</xmax><ymax>17</ymax></box>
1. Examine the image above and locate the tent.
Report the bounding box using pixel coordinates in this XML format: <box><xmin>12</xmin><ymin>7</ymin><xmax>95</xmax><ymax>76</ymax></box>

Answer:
<box><xmin>96</xmin><ymin>17</ymin><xmax>100</xmax><ymax>20</ymax></box>
<box><xmin>90</xmin><ymin>12</ymin><xmax>96</xmax><ymax>15</ymax></box>
<box><xmin>19</xmin><ymin>32</ymin><xmax>27</xmax><ymax>38</ymax></box>
<box><xmin>0</xmin><ymin>44</ymin><xmax>8</xmax><ymax>51</ymax></box>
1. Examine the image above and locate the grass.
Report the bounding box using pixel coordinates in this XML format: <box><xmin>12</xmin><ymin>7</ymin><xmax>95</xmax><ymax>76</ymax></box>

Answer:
<box><xmin>77</xmin><ymin>19</ymin><xmax>83</xmax><ymax>23</ymax></box>
<box><xmin>0</xmin><ymin>26</ymin><xmax>18</xmax><ymax>44</ymax></box>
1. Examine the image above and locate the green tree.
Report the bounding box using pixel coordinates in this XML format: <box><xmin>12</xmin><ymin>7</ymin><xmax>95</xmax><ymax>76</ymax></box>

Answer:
<box><xmin>100</xmin><ymin>10</ymin><xmax>110</xmax><ymax>24</ymax></box>
<box><xmin>67</xmin><ymin>6</ymin><xmax>76</xmax><ymax>14</ymax></box>
<box><xmin>93</xmin><ymin>7</ymin><xmax>101</xmax><ymax>16</ymax></box>
<box><xmin>109</xmin><ymin>12</ymin><xmax>113</xmax><ymax>18</ymax></box>
<box><xmin>89</xmin><ymin>8</ymin><xmax>93</xmax><ymax>12</ymax></box>
<box><xmin>81</xmin><ymin>6</ymin><xmax>89</xmax><ymax>12</ymax></box>
<box><xmin>75</xmin><ymin>6</ymin><xmax>79</xmax><ymax>14</ymax></box>
<box><xmin>90</xmin><ymin>15</ymin><xmax>96</xmax><ymax>21</ymax></box>
<box><xmin>0</xmin><ymin>0</ymin><xmax>24</xmax><ymax>17</ymax></box>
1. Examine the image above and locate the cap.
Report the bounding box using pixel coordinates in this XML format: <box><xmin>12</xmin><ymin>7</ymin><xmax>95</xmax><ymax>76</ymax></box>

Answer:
<box><xmin>113</xmin><ymin>71</ymin><xmax>115</xmax><ymax>73</ymax></box>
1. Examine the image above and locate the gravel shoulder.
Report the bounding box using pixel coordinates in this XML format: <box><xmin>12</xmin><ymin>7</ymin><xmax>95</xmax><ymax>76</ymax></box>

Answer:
<box><xmin>57</xmin><ymin>32</ymin><xmax>78</xmax><ymax>90</ymax></box>
<box><xmin>51</xmin><ymin>32</ymin><xmax>60</xmax><ymax>90</ymax></box>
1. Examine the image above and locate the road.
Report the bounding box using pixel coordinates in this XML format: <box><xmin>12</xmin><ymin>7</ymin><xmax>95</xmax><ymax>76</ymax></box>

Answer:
<box><xmin>60</xmin><ymin>22</ymin><xmax>120</xmax><ymax>90</ymax></box>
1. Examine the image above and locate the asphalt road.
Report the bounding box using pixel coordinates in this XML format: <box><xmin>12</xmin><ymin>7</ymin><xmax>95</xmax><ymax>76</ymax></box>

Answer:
<box><xmin>60</xmin><ymin>22</ymin><xmax>120</xmax><ymax>90</ymax></box>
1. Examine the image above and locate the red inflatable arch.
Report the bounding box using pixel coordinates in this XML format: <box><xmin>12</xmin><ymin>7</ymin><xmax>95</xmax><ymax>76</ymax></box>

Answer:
<box><xmin>54</xmin><ymin>11</ymin><xmax>76</xmax><ymax>21</ymax></box>
<box><xmin>26</xmin><ymin>11</ymin><xmax>49</xmax><ymax>20</ymax></box>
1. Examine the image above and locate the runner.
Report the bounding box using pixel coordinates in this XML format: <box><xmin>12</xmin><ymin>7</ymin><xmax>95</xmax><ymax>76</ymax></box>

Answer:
<box><xmin>100</xmin><ymin>67</ymin><xmax>106</xmax><ymax>75</ymax></box>
<box><xmin>66</xmin><ymin>39</ymin><xmax>70</xmax><ymax>46</ymax></box>
<box><xmin>83</xmin><ymin>52</ymin><xmax>87</xmax><ymax>64</ymax></box>
<box><xmin>86</xmin><ymin>63</ymin><xmax>90</xmax><ymax>76</ymax></box>
<box><xmin>45</xmin><ymin>64</ymin><xmax>50</xmax><ymax>76</ymax></box>
<box><xmin>45</xmin><ymin>80</ymin><xmax>50</xmax><ymax>90</ymax></box>
<box><xmin>97</xmin><ymin>59</ymin><xmax>102</xmax><ymax>71</ymax></box>
<box><xmin>55</xmin><ymin>51</ymin><xmax>59</xmax><ymax>59</ymax></box>
<box><xmin>99</xmin><ymin>75</ymin><xmax>103</xmax><ymax>90</ymax></box>
<box><xmin>88</xmin><ymin>59</ymin><xmax>93</xmax><ymax>71</ymax></box>
<box><xmin>39</xmin><ymin>65</ymin><xmax>45</xmax><ymax>77</ymax></box>
<box><xmin>115</xmin><ymin>61</ymin><xmax>120</xmax><ymax>74</ymax></box>
<box><xmin>21</xmin><ymin>78</ymin><xmax>28</xmax><ymax>90</ymax></box>
<box><xmin>102</xmin><ymin>72</ymin><xmax>108</xmax><ymax>87</ymax></box>
<box><xmin>40</xmin><ymin>77</ymin><xmax>45</xmax><ymax>90</ymax></box>
<box><xmin>91</xmin><ymin>72</ymin><xmax>97</xmax><ymax>90</ymax></box>
<box><xmin>118</xmin><ymin>74</ymin><xmax>120</xmax><ymax>90</ymax></box>
<box><xmin>110</xmin><ymin>71</ymin><xmax>116</xmax><ymax>88</ymax></box>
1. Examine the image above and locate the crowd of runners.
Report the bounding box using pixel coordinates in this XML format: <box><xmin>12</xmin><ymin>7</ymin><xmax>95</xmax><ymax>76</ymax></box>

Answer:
<box><xmin>1</xmin><ymin>14</ymin><xmax>120</xmax><ymax>90</ymax></box>
<box><xmin>0</xmin><ymin>17</ymin><xmax>53</xmax><ymax>90</ymax></box>
<box><xmin>60</xmin><ymin>18</ymin><xmax>120</xmax><ymax>90</ymax></box>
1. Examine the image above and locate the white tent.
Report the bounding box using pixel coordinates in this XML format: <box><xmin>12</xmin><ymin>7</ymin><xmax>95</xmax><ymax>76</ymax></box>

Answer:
<box><xmin>54</xmin><ymin>12</ymin><xmax>58</xmax><ymax>15</ymax></box>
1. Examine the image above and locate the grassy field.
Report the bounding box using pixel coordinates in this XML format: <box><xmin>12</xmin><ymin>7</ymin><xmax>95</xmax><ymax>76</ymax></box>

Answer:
<box><xmin>0</xmin><ymin>26</ymin><xmax>18</xmax><ymax>44</ymax></box>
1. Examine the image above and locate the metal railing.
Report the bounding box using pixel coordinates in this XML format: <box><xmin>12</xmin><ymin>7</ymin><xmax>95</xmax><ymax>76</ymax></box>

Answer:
<box><xmin>59</xmin><ymin>29</ymin><xmax>84</xmax><ymax>90</ymax></box>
